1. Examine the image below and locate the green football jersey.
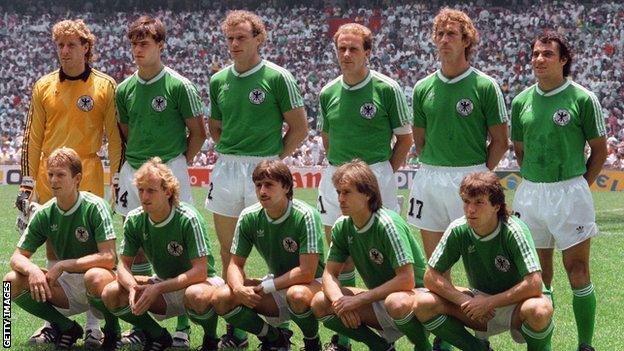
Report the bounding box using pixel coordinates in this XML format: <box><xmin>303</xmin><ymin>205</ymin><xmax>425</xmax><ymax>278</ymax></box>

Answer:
<box><xmin>209</xmin><ymin>60</ymin><xmax>304</xmax><ymax>156</ymax></box>
<box><xmin>121</xmin><ymin>202</ymin><xmax>216</xmax><ymax>279</ymax></box>
<box><xmin>511</xmin><ymin>80</ymin><xmax>606</xmax><ymax>182</ymax></box>
<box><xmin>18</xmin><ymin>192</ymin><xmax>115</xmax><ymax>259</ymax></box>
<box><xmin>413</xmin><ymin>67</ymin><xmax>507</xmax><ymax>166</ymax></box>
<box><xmin>429</xmin><ymin>216</ymin><xmax>541</xmax><ymax>295</ymax></box>
<box><xmin>231</xmin><ymin>199</ymin><xmax>325</xmax><ymax>278</ymax></box>
<box><xmin>328</xmin><ymin>208</ymin><xmax>426</xmax><ymax>289</ymax></box>
<box><xmin>116</xmin><ymin>66</ymin><xmax>205</xmax><ymax>169</ymax></box>
<box><xmin>317</xmin><ymin>70</ymin><xmax>412</xmax><ymax>165</ymax></box>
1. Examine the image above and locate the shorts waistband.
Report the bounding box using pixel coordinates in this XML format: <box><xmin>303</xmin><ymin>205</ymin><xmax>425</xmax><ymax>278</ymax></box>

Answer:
<box><xmin>328</xmin><ymin>160</ymin><xmax>390</xmax><ymax>170</ymax></box>
<box><xmin>419</xmin><ymin>163</ymin><xmax>487</xmax><ymax>173</ymax></box>
<box><xmin>218</xmin><ymin>154</ymin><xmax>279</xmax><ymax>163</ymax></box>
<box><xmin>521</xmin><ymin>176</ymin><xmax>586</xmax><ymax>187</ymax></box>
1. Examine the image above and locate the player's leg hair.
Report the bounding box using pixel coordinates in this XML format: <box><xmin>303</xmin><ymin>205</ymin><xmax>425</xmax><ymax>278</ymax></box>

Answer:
<box><xmin>84</xmin><ymin>268</ymin><xmax>120</xmax><ymax>333</ymax></box>
<box><xmin>213</xmin><ymin>214</ymin><xmax>239</xmax><ymax>278</ymax></box>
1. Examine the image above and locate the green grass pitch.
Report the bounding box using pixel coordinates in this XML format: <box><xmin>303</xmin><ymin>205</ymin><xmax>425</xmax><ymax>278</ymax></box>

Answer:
<box><xmin>0</xmin><ymin>185</ymin><xmax>622</xmax><ymax>350</ymax></box>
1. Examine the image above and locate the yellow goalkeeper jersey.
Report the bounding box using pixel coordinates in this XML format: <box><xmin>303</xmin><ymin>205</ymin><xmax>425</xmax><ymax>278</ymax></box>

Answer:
<box><xmin>21</xmin><ymin>66</ymin><xmax>123</xmax><ymax>201</ymax></box>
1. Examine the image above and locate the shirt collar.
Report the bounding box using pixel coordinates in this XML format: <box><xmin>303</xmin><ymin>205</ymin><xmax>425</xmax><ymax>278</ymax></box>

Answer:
<box><xmin>57</xmin><ymin>192</ymin><xmax>83</xmax><ymax>216</ymax></box>
<box><xmin>341</xmin><ymin>69</ymin><xmax>372</xmax><ymax>91</ymax></box>
<box><xmin>59</xmin><ymin>65</ymin><xmax>91</xmax><ymax>82</ymax></box>
<box><xmin>436</xmin><ymin>66</ymin><xmax>474</xmax><ymax>84</ymax></box>
<box><xmin>149</xmin><ymin>206</ymin><xmax>176</xmax><ymax>227</ymax></box>
<box><xmin>231</xmin><ymin>60</ymin><xmax>265</xmax><ymax>78</ymax></box>
<box><xmin>353</xmin><ymin>211</ymin><xmax>376</xmax><ymax>233</ymax></box>
<box><xmin>136</xmin><ymin>66</ymin><xmax>167</xmax><ymax>85</ymax></box>
<box><xmin>264</xmin><ymin>201</ymin><xmax>292</xmax><ymax>225</ymax></box>
<box><xmin>535</xmin><ymin>79</ymin><xmax>571</xmax><ymax>97</ymax></box>
<box><xmin>470</xmin><ymin>220</ymin><xmax>502</xmax><ymax>242</ymax></box>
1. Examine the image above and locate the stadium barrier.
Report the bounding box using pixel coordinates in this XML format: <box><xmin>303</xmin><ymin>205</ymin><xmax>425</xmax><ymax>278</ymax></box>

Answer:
<box><xmin>1</xmin><ymin>165</ymin><xmax>623</xmax><ymax>191</ymax></box>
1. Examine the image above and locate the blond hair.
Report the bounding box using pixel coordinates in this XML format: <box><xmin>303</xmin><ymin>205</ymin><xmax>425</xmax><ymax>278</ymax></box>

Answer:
<box><xmin>221</xmin><ymin>10</ymin><xmax>267</xmax><ymax>46</ymax></box>
<box><xmin>47</xmin><ymin>147</ymin><xmax>82</xmax><ymax>177</ymax></box>
<box><xmin>432</xmin><ymin>8</ymin><xmax>479</xmax><ymax>60</ymax></box>
<box><xmin>134</xmin><ymin>157</ymin><xmax>180</xmax><ymax>207</ymax></box>
<box><xmin>333</xmin><ymin>23</ymin><xmax>373</xmax><ymax>51</ymax></box>
<box><xmin>52</xmin><ymin>19</ymin><xmax>96</xmax><ymax>63</ymax></box>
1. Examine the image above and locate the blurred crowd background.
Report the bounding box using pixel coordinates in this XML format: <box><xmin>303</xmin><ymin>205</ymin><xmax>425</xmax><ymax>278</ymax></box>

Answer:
<box><xmin>1</xmin><ymin>0</ymin><xmax>623</xmax><ymax>169</ymax></box>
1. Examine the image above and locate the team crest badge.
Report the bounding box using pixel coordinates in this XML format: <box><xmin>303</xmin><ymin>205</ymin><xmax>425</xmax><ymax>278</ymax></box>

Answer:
<box><xmin>167</xmin><ymin>241</ymin><xmax>184</xmax><ymax>256</ymax></box>
<box><xmin>369</xmin><ymin>248</ymin><xmax>384</xmax><ymax>264</ymax></box>
<box><xmin>494</xmin><ymin>255</ymin><xmax>511</xmax><ymax>272</ymax></box>
<box><xmin>553</xmin><ymin>109</ymin><xmax>571</xmax><ymax>126</ymax></box>
<box><xmin>249</xmin><ymin>88</ymin><xmax>266</xmax><ymax>104</ymax></box>
<box><xmin>151</xmin><ymin>96</ymin><xmax>167</xmax><ymax>112</ymax></box>
<box><xmin>75</xmin><ymin>226</ymin><xmax>90</xmax><ymax>242</ymax></box>
<box><xmin>77</xmin><ymin>95</ymin><xmax>94</xmax><ymax>112</ymax></box>
<box><xmin>456</xmin><ymin>98</ymin><xmax>474</xmax><ymax>117</ymax></box>
<box><xmin>282</xmin><ymin>237</ymin><xmax>298</xmax><ymax>253</ymax></box>
<box><xmin>360</xmin><ymin>102</ymin><xmax>377</xmax><ymax>119</ymax></box>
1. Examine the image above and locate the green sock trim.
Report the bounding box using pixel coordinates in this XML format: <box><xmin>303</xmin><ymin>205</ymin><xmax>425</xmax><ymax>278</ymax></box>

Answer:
<box><xmin>423</xmin><ymin>314</ymin><xmax>447</xmax><ymax>330</ymax></box>
<box><xmin>521</xmin><ymin>320</ymin><xmax>554</xmax><ymax>351</ymax></box>
<box><xmin>393</xmin><ymin>311</ymin><xmax>415</xmax><ymax>326</ymax></box>
<box><xmin>176</xmin><ymin>314</ymin><xmax>191</xmax><ymax>332</ymax></box>
<box><xmin>14</xmin><ymin>290</ymin><xmax>73</xmax><ymax>331</ymax></box>
<box><xmin>188</xmin><ymin>307</ymin><xmax>215</xmax><ymax>320</ymax></box>
<box><xmin>338</xmin><ymin>270</ymin><xmax>356</xmax><ymax>286</ymax></box>
<box><xmin>289</xmin><ymin>307</ymin><xmax>319</xmax><ymax>339</ymax></box>
<box><xmin>322</xmin><ymin>315</ymin><xmax>388</xmax><ymax>349</ymax></box>
<box><xmin>572</xmin><ymin>282</ymin><xmax>596</xmax><ymax>346</ymax></box>
<box><xmin>572</xmin><ymin>283</ymin><xmax>594</xmax><ymax>297</ymax></box>
<box><xmin>224</xmin><ymin>306</ymin><xmax>277</xmax><ymax>340</ymax></box>
<box><xmin>189</xmin><ymin>308</ymin><xmax>218</xmax><ymax>338</ymax></box>
<box><xmin>521</xmin><ymin>321</ymin><xmax>554</xmax><ymax>339</ymax></box>
<box><xmin>393</xmin><ymin>312</ymin><xmax>432</xmax><ymax>350</ymax></box>
<box><xmin>110</xmin><ymin>305</ymin><xmax>163</xmax><ymax>338</ymax></box>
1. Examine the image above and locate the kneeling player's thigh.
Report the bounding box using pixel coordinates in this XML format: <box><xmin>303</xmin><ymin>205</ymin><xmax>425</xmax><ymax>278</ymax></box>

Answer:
<box><xmin>184</xmin><ymin>276</ymin><xmax>226</xmax><ymax>307</ymax></box>
<box><xmin>286</xmin><ymin>281</ymin><xmax>322</xmax><ymax>308</ymax></box>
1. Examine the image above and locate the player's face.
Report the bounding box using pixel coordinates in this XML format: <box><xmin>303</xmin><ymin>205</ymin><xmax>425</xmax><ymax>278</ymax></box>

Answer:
<box><xmin>336</xmin><ymin>181</ymin><xmax>369</xmax><ymax>217</ymax></box>
<box><xmin>462</xmin><ymin>193</ymin><xmax>500</xmax><ymax>234</ymax></box>
<box><xmin>131</xmin><ymin>36</ymin><xmax>163</xmax><ymax>68</ymax></box>
<box><xmin>225</xmin><ymin>21</ymin><xmax>261</xmax><ymax>64</ymax></box>
<box><xmin>55</xmin><ymin>34</ymin><xmax>88</xmax><ymax>72</ymax></box>
<box><xmin>433</xmin><ymin>21</ymin><xmax>468</xmax><ymax>61</ymax></box>
<box><xmin>531</xmin><ymin>40</ymin><xmax>567</xmax><ymax>82</ymax></box>
<box><xmin>137</xmin><ymin>174</ymin><xmax>172</xmax><ymax>216</ymax></box>
<box><xmin>47</xmin><ymin>165</ymin><xmax>80</xmax><ymax>199</ymax></box>
<box><xmin>255</xmin><ymin>178</ymin><xmax>289</xmax><ymax>211</ymax></box>
<box><xmin>335</xmin><ymin>33</ymin><xmax>370</xmax><ymax>76</ymax></box>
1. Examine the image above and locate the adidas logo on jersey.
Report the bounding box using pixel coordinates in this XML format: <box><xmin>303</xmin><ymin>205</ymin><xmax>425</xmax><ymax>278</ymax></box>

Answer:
<box><xmin>257</xmin><ymin>229</ymin><xmax>265</xmax><ymax>237</ymax></box>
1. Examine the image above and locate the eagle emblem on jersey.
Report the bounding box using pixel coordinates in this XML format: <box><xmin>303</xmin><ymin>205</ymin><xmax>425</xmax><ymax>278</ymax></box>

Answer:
<box><xmin>360</xmin><ymin>102</ymin><xmax>377</xmax><ymax>119</ymax></box>
<box><xmin>282</xmin><ymin>237</ymin><xmax>298</xmax><ymax>253</ymax></box>
<box><xmin>494</xmin><ymin>255</ymin><xmax>511</xmax><ymax>272</ymax></box>
<box><xmin>553</xmin><ymin>109</ymin><xmax>571</xmax><ymax>126</ymax></box>
<box><xmin>75</xmin><ymin>226</ymin><xmax>90</xmax><ymax>242</ymax></box>
<box><xmin>77</xmin><ymin>95</ymin><xmax>94</xmax><ymax>112</ymax></box>
<box><xmin>167</xmin><ymin>241</ymin><xmax>184</xmax><ymax>256</ymax></box>
<box><xmin>249</xmin><ymin>88</ymin><xmax>266</xmax><ymax>105</ymax></box>
<box><xmin>456</xmin><ymin>98</ymin><xmax>474</xmax><ymax>117</ymax></box>
<box><xmin>151</xmin><ymin>96</ymin><xmax>167</xmax><ymax>112</ymax></box>
<box><xmin>369</xmin><ymin>248</ymin><xmax>384</xmax><ymax>264</ymax></box>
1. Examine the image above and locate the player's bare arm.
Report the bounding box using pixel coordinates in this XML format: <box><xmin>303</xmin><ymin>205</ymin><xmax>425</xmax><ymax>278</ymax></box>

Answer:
<box><xmin>513</xmin><ymin>141</ymin><xmax>524</xmax><ymax>167</ymax></box>
<box><xmin>119</xmin><ymin>123</ymin><xmax>129</xmax><ymax>141</ymax></box>
<box><xmin>390</xmin><ymin>133</ymin><xmax>413</xmax><ymax>172</ymax></box>
<box><xmin>486</xmin><ymin>123</ymin><xmax>510</xmax><ymax>170</ymax></box>
<box><xmin>227</xmin><ymin>254</ymin><xmax>262</xmax><ymax>308</ymax></box>
<box><xmin>322</xmin><ymin>260</ymin><xmax>346</xmax><ymax>303</ymax></box>
<box><xmin>184</xmin><ymin>115</ymin><xmax>208</xmax><ymax>163</ymax></box>
<box><xmin>412</xmin><ymin>127</ymin><xmax>425</xmax><ymax>156</ymax></box>
<box><xmin>461</xmin><ymin>271</ymin><xmax>543</xmax><ymax>321</ymax></box>
<box><xmin>584</xmin><ymin>136</ymin><xmax>608</xmax><ymax>186</ymax></box>
<box><xmin>46</xmin><ymin>239</ymin><xmax>116</xmax><ymax>287</ymax></box>
<box><xmin>207</xmin><ymin>118</ymin><xmax>222</xmax><ymax>144</ymax></box>
<box><xmin>280</xmin><ymin>107</ymin><xmax>308</xmax><ymax>158</ymax></box>
<box><xmin>424</xmin><ymin>267</ymin><xmax>472</xmax><ymax>307</ymax></box>
<box><xmin>269</xmin><ymin>253</ymin><xmax>320</xmax><ymax>290</ymax></box>
<box><xmin>9</xmin><ymin>248</ymin><xmax>51</xmax><ymax>302</ymax></box>
<box><xmin>321</xmin><ymin>131</ymin><xmax>330</xmax><ymax>155</ymax></box>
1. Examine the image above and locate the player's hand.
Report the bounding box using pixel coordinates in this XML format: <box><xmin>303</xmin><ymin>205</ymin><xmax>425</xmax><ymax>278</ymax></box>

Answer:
<box><xmin>45</xmin><ymin>261</ymin><xmax>64</xmax><ymax>288</ymax></box>
<box><xmin>28</xmin><ymin>266</ymin><xmax>51</xmax><ymax>302</ymax></box>
<box><xmin>15</xmin><ymin>176</ymin><xmax>35</xmax><ymax>214</ymax></box>
<box><xmin>339</xmin><ymin>310</ymin><xmax>362</xmax><ymax>329</ymax></box>
<box><xmin>252</xmin><ymin>284</ymin><xmax>267</xmax><ymax>297</ymax></box>
<box><xmin>332</xmin><ymin>295</ymin><xmax>363</xmax><ymax>315</ymax></box>
<box><xmin>110</xmin><ymin>173</ymin><xmax>120</xmax><ymax>208</ymax></box>
<box><xmin>461</xmin><ymin>295</ymin><xmax>495</xmax><ymax>322</ymax></box>
<box><xmin>132</xmin><ymin>283</ymin><xmax>161</xmax><ymax>315</ymax></box>
<box><xmin>233</xmin><ymin>285</ymin><xmax>262</xmax><ymax>309</ymax></box>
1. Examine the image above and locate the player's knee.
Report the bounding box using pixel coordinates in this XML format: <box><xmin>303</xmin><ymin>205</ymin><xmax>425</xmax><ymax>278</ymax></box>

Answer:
<box><xmin>101</xmin><ymin>281</ymin><xmax>123</xmax><ymax>309</ymax></box>
<box><xmin>563</xmin><ymin>259</ymin><xmax>590</xmax><ymax>285</ymax></box>
<box><xmin>83</xmin><ymin>268</ymin><xmax>113</xmax><ymax>296</ymax></box>
<box><xmin>3</xmin><ymin>271</ymin><xmax>25</xmax><ymax>296</ymax></box>
<box><xmin>184</xmin><ymin>284</ymin><xmax>211</xmax><ymax>313</ymax></box>
<box><xmin>211</xmin><ymin>285</ymin><xmax>235</xmax><ymax>315</ymax></box>
<box><xmin>412</xmin><ymin>292</ymin><xmax>439</xmax><ymax>321</ymax></box>
<box><xmin>522</xmin><ymin>298</ymin><xmax>553</xmax><ymax>328</ymax></box>
<box><xmin>310</xmin><ymin>291</ymin><xmax>331</xmax><ymax>318</ymax></box>
<box><xmin>286</xmin><ymin>285</ymin><xmax>313</xmax><ymax>314</ymax></box>
<box><xmin>384</xmin><ymin>292</ymin><xmax>413</xmax><ymax>319</ymax></box>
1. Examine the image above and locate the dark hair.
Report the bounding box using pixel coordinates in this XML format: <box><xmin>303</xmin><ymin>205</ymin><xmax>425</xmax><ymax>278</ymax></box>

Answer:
<box><xmin>332</xmin><ymin>159</ymin><xmax>382</xmax><ymax>212</ymax></box>
<box><xmin>459</xmin><ymin>172</ymin><xmax>508</xmax><ymax>221</ymax></box>
<box><xmin>532</xmin><ymin>31</ymin><xmax>573</xmax><ymax>77</ymax></box>
<box><xmin>128</xmin><ymin>15</ymin><xmax>166</xmax><ymax>43</ymax></box>
<box><xmin>252</xmin><ymin>160</ymin><xmax>294</xmax><ymax>200</ymax></box>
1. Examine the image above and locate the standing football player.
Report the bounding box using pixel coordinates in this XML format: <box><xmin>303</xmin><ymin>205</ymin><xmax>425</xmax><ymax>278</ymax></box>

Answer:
<box><xmin>315</xmin><ymin>22</ymin><xmax>412</xmax><ymax>351</ymax></box>
<box><xmin>16</xmin><ymin>19</ymin><xmax>122</xmax><ymax>347</ymax></box>
<box><xmin>511</xmin><ymin>31</ymin><xmax>607</xmax><ymax>351</ymax></box>
<box><xmin>115</xmin><ymin>15</ymin><xmax>207</xmax><ymax>347</ymax></box>
<box><xmin>407</xmin><ymin>7</ymin><xmax>508</xmax><ymax>265</ymax></box>
<box><xmin>205</xmin><ymin>10</ymin><xmax>308</xmax><ymax>348</ymax></box>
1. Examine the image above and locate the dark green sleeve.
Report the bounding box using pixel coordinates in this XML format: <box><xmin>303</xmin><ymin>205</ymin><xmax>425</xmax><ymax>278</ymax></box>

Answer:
<box><xmin>428</xmin><ymin>227</ymin><xmax>461</xmax><ymax>273</ymax></box>
<box><xmin>209</xmin><ymin>76</ymin><xmax>222</xmax><ymax>121</ymax></box>
<box><xmin>121</xmin><ymin>218</ymin><xmax>140</xmax><ymax>257</ymax></box>
<box><xmin>17</xmin><ymin>211</ymin><xmax>47</xmax><ymax>253</ymax></box>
